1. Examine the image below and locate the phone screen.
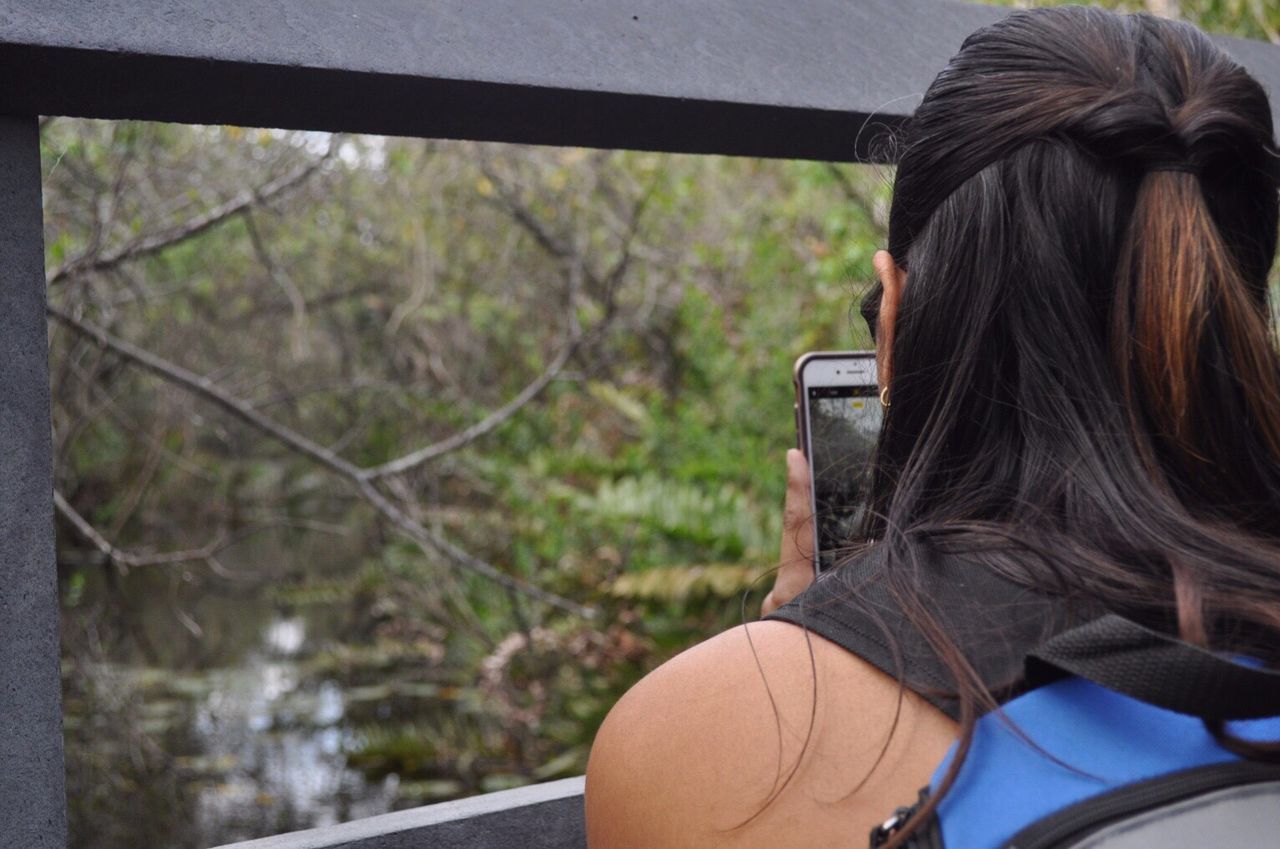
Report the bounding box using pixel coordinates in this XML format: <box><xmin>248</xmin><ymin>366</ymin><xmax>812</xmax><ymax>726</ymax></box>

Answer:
<box><xmin>806</xmin><ymin>384</ymin><xmax>882</xmax><ymax>574</ymax></box>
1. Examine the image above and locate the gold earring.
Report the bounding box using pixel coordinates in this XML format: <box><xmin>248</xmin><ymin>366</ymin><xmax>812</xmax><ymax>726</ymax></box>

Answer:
<box><xmin>879</xmin><ymin>386</ymin><xmax>891</xmax><ymax>408</ymax></box>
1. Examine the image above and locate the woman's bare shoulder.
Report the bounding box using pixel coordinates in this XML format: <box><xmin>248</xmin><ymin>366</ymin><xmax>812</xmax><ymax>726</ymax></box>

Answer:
<box><xmin>584</xmin><ymin>619</ymin><xmax>959</xmax><ymax>849</ymax></box>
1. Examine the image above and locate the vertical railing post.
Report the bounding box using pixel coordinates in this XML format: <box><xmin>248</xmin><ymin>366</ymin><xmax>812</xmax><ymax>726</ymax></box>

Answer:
<box><xmin>0</xmin><ymin>115</ymin><xmax>67</xmax><ymax>849</ymax></box>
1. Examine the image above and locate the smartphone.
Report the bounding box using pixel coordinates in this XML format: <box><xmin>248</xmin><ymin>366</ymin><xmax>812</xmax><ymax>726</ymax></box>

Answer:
<box><xmin>793</xmin><ymin>351</ymin><xmax>881</xmax><ymax>576</ymax></box>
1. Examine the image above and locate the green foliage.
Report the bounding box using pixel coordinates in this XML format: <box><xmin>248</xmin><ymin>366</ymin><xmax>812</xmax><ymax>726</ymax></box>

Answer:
<box><xmin>607</xmin><ymin>563</ymin><xmax>768</xmax><ymax>603</ymax></box>
<box><xmin>49</xmin><ymin>124</ymin><xmax>866</xmax><ymax>847</ymax></box>
<box><xmin>573</xmin><ymin>474</ymin><xmax>777</xmax><ymax>562</ymax></box>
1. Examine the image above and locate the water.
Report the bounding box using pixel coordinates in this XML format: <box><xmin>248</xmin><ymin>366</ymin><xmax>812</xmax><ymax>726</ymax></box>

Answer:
<box><xmin>61</xmin><ymin>531</ymin><xmax>483</xmax><ymax>849</ymax></box>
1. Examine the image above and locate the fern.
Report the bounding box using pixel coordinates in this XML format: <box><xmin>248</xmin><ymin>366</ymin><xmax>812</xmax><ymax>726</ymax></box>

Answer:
<box><xmin>607</xmin><ymin>562</ymin><xmax>769</xmax><ymax>602</ymax></box>
<box><xmin>574</xmin><ymin>474</ymin><xmax>779</xmax><ymax>559</ymax></box>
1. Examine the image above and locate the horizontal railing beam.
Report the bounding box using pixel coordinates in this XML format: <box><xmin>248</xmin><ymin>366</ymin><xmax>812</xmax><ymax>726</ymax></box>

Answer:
<box><xmin>0</xmin><ymin>0</ymin><xmax>997</xmax><ymax>162</ymax></box>
<box><xmin>211</xmin><ymin>777</ymin><xmax>586</xmax><ymax>849</ymax></box>
<box><xmin>5</xmin><ymin>2</ymin><xmax>1279</xmax><ymax>162</ymax></box>
<box><xmin>7</xmin><ymin>0</ymin><xmax>1277</xmax><ymax>163</ymax></box>
<box><xmin>0</xmin><ymin>0</ymin><xmax>1021</xmax><ymax>161</ymax></box>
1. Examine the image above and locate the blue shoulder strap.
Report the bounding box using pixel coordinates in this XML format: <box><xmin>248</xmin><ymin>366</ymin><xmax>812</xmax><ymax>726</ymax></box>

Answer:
<box><xmin>928</xmin><ymin>676</ymin><xmax>1280</xmax><ymax>848</ymax></box>
<box><xmin>924</xmin><ymin>616</ymin><xmax>1280</xmax><ymax>849</ymax></box>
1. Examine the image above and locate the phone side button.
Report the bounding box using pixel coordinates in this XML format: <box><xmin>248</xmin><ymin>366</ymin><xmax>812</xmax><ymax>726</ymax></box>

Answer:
<box><xmin>794</xmin><ymin>404</ymin><xmax>801</xmax><ymax>450</ymax></box>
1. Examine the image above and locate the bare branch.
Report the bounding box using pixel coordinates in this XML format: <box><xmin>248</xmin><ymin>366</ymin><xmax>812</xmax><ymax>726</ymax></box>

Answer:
<box><xmin>55</xmin><ymin>490</ymin><xmax>129</xmax><ymax>564</ymax></box>
<box><xmin>64</xmin><ymin>355</ymin><xmax>220</xmax><ymax>483</ymax></box>
<box><xmin>53</xmin><ymin>489</ymin><xmax>246</xmax><ymax>570</ymax></box>
<box><xmin>244</xmin><ymin>208</ymin><xmax>310</xmax><ymax>357</ymax></box>
<box><xmin>599</xmin><ymin>174</ymin><xmax>659</xmax><ymax>320</ymax></box>
<box><xmin>477</xmin><ymin>157</ymin><xmax>654</xmax><ymax>313</ymax></box>
<box><xmin>47</xmin><ymin>136</ymin><xmax>339</xmax><ymax>286</ymax></box>
<box><xmin>54</xmin><ymin>505</ymin><xmax>348</xmax><ymax>580</ymax></box>
<box><xmin>361</xmin><ymin>317</ymin><xmax>582</xmax><ymax>479</ymax></box>
<box><xmin>48</xmin><ymin>304</ymin><xmax>597</xmax><ymax>619</ymax></box>
<box><xmin>361</xmin><ymin>169</ymin><xmax>657</xmax><ymax>480</ymax></box>
<box><xmin>106</xmin><ymin>434</ymin><xmax>164</xmax><ymax>539</ymax></box>
<box><xmin>479</xmin><ymin>160</ymin><xmax>576</xmax><ymax>261</ymax></box>
<box><xmin>49</xmin><ymin>304</ymin><xmax>361</xmax><ymax>478</ymax></box>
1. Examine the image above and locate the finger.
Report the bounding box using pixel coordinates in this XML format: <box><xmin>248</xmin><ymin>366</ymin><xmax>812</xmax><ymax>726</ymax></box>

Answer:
<box><xmin>765</xmin><ymin>450</ymin><xmax>815</xmax><ymax>615</ymax></box>
<box><xmin>780</xmin><ymin>449</ymin><xmax>815</xmax><ymax>567</ymax></box>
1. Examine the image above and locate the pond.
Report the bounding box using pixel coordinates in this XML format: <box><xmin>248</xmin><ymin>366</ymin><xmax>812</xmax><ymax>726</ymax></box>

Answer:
<box><xmin>60</xmin><ymin>529</ymin><xmax>550</xmax><ymax>849</ymax></box>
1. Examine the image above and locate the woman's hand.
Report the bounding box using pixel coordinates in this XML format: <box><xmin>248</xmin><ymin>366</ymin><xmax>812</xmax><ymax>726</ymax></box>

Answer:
<box><xmin>761</xmin><ymin>448</ymin><xmax>815</xmax><ymax>617</ymax></box>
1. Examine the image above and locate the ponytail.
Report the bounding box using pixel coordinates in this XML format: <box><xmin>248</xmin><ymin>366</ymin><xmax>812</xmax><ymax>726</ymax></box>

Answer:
<box><xmin>1113</xmin><ymin>167</ymin><xmax>1280</xmax><ymax>500</ymax></box>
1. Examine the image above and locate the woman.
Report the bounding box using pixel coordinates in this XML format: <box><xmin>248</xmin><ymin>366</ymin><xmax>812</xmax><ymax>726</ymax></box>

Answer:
<box><xmin>585</xmin><ymin>6</ymin><xmax>1280</xmax><ymax>848</ymax></box>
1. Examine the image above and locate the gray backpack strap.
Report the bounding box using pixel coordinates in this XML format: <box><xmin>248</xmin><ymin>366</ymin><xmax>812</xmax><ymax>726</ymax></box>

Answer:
<box><xmin>1004</xmin><ymin>761</ymin><xmax>1280</xmax><ymax>848</ymax></box>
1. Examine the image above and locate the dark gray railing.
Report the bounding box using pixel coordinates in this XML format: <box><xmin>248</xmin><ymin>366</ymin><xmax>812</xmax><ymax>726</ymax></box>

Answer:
<box><xmin>2</xmin><ymin>3</ymin><xmax>1279</xmax><ymax>848</ymax></box>
<box><xmin>209</xmin><ymin>778</ymin><xmax>586</xmax><ymax>849</ymax></box>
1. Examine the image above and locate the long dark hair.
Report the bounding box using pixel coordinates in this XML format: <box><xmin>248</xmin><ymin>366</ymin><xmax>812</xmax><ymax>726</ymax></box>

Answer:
<box><xmin>851</xmin><ymin>6</ymin><xmax>1280</xmax><ymax>842</ymax></box>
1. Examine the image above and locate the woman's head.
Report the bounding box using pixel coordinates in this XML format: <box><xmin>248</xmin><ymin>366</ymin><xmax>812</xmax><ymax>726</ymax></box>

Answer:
<box><xmin>831</xmin><ymin>11</ymin><xmax>1280</xmax><ymax>838</ymax></box>
<box><xmin>853</xmin><ymin>7</ymin><xmax>1280</xmax><ymax>645</ymax></box>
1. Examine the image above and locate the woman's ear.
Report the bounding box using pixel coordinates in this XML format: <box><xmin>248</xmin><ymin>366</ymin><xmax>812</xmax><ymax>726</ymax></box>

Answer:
<box><xmin>872</xmin><ymin>250</ymin><xmax>905</xmax><ymax>389</ymax></box>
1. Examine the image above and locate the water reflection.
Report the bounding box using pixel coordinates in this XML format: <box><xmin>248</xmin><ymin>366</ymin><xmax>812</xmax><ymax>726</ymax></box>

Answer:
<box><xmin>61</xmin><ymin>531</ymin><xmax>426</xmax><ymax>848</ymax></box>
<box><xmin>186</xmin><ymin>622</ymin><xmax>396</xmax><ymax>844</ymax></box>
<box><xmin>264</xmin><ymin>618</ymin><xmax>306</xmax><ymax>657</ymax></box>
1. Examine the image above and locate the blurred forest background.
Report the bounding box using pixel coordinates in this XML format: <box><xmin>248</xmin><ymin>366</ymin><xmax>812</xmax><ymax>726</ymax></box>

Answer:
<box><xmin>47</xmin><ymin>2</ymin><xmax>1278</xmax><ymax>846</ymax></box>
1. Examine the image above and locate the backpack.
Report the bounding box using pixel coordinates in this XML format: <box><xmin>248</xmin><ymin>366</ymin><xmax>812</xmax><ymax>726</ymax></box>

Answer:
<box><xmin>870</xmin><ymin>614</ymin><xmax>1280</xmax><ymax>848</ymax></box>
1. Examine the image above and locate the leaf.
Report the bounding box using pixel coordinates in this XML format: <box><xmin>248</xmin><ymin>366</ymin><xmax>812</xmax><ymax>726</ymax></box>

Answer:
<box><xmin>608</xmin><ymin>563</ymin><xmax>767</xmax><ymax>602</ymax></box>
